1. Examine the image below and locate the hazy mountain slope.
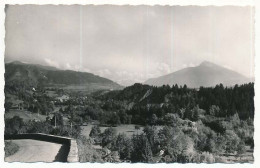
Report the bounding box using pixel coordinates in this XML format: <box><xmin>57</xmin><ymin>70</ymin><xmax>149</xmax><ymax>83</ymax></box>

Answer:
<box><xmin>5</xmin><ymin>61</ymin><xmax>121</xmax><ymax>90</ymax></box>
<box><xmin>145</xmin><ymin>61</ymin><xmax>252</xmax><ymax>88</ymax></box>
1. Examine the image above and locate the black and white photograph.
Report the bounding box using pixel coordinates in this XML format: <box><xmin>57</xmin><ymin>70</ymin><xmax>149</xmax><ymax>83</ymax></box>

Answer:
<box><xmin>3</xmin><ymin>3</ymin><xmax>255</xmax><ymax>164</ymax></box>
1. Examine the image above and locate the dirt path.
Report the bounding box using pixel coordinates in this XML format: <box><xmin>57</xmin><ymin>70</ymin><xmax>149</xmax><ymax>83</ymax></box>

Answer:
<box><xmin>5</xmin><ymin>139</ymin><xmax>69</xmax><ymax>162</ymax></box>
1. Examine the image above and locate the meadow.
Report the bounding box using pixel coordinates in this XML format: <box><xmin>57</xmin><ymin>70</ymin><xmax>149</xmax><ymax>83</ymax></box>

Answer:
<box><xmin>81</xmin><ymin>124</ymin><xmax>144</xmax><ymax>138</ymax></box>
<box><xmin>5</xmin><ymin>109</ymin><xmax>46</xmax><ymax>122</ymax></box>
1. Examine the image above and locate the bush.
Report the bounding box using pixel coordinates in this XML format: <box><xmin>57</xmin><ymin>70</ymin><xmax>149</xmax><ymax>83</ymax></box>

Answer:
<box><xmin>77</xmin><ymin>136</ymin><xmax>103</xmax><ymax>162</ymax></box>
<box><xmin>5</xmin><ymin>116</ymin><xmax>24</xmax><ymax>135</ymax></box>
<box><xmin>199</xmin><ymin>152</ymin><xmax>215</xmax><ymax>163</ymax></box>
<box><xmin>101</xmin><ymin>127</ymin><xmax>117</xmax><ymax>148</ymax></box>
<box><xmin>224</xmin><ymin>130</ymin><xmax>240</xmax><ymax>153</ymax></box>
<box><xmin>89</xmin><ymin>125</ymin><xmax>101</xmax><ymax>144</ymax></box>
<box><xmin>111</xmin><ymin>133</ymin><xmax>133</xmax><ymax>160</ymax></box>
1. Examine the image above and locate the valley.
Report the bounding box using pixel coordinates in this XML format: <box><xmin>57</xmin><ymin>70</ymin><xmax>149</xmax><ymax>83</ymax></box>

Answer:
<box><xmin>4</xmin><ymin>61</ymin><xmax>255</xmax><ymax>163</ymax></box>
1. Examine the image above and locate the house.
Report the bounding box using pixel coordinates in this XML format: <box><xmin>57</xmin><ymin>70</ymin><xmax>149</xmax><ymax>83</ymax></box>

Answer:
<box><xmin>10</xmin><ymin>100</ymin><xmax>24</xmax><ymax>110</ymax></box>
<box><xmin>56</xmin><ymin>95</ymin><xmax>70</xmax><ymax>102</ymax></box>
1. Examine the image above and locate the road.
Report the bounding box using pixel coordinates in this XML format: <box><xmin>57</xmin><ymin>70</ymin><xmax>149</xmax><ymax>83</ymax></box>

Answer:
<box><xmin>5</xmin><ymin>139</ymin><xmax>69</xmax><ymax>162</ymax></box>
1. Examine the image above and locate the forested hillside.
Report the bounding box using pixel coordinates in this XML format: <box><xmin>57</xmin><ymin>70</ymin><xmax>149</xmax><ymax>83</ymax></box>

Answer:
<box><xmin>5</xmin><ymin>61</ymin><xmax>121</xmax><ymax>91</ymax></box>
<box><xmin>96</xmin><ymin>83</ymin><xmax>254</xmax><ymax>123</ymax></box>
<box><xmin>5</xmin><ymin>81</ymin><xmax>254</xmax><ymax>163</ymax></box>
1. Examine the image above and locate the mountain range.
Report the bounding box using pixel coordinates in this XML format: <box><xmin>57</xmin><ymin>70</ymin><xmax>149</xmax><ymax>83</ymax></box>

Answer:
<box><xmin>5</xmin><ymin>61</ymin><xmax>253</xmax><ymax>91</ymax></box>
<box><xmin>5</xmin><ymin>61</ymin><xmax>122</xmax><ymax>91</ymax></box>
<box><xmin>145</xmin><ymin>61</ymin><xmax>253</xmax><ymax>88</ymax></box>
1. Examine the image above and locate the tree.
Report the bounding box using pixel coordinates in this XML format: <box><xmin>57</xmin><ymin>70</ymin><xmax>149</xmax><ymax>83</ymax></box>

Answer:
<box><xmin>111</xmin><ymin>133</ymin><xmax>132</xmax><ymax>160</ymax></box>
<box><xmin>168</xmin><ymin>133</ymin><xmax>195</xmax><ymax>163</ymax></box>
<box><xmin>90</xmin><ymin>125</ymin><xmax>101</xmax><ymax>138</ymax></box>
<box><xmin>5</xmin><ymin>116</ymin><xmax>24</xmax><ymax>135</ymax></box>
<box><xmin>101</xmin><ymin>127</ymin><xmax>117</xmax><ymax>148</ymax></box>
<box><xmin>224</xmin><ymin>130</ymin><xmax>240</xmax><ymax>154</ymax></box>
<box><xmin>135</xmin><ymin>125</ymin><xmax>141</xmax><ymax>134</ymax></box>
<box><xmin>163</xmin><ymin>113</ymin><xmax>181</xmax><ymax>127</ymax></box>
<box><xmin>211</xmin><ymin>134</ymin><xmax>226</xmax><ymax>154</ymax></box>
<box><xmin>89</xmin><ymin>125</ymin><xmax>101</xmax><ymax>144</ymax></box>
<box><xmin>51</xmin><ymin>112</ymin><xmax>64</xmax><ymax>127</ymax></box>
<box><xmin>4</xmin><ymin>102</ymin><xmax>13</xmax><ymax>112</ymax></box>
<box><xmin>108</xmin><ymin>112</ymin><xmax>121</xmax><ymax>126</ymax></box>
<box><xmin>118</xmin><ymin>110</ymin><xmax>128</xmax><ymax>124</ymax></box>
<box><xmin>127</xmin><ymin>115</ymin><xmax>132</xmax><ymax>124</ymax></box>
<box><xmin>131</xmin><ymin>134</ymin><xmax>153</xmax><ymax>163</ymax></box>
<box><xmin>209</xmin><ymin>105</ymin><xmax>220</xmax><ymax>116</ymax></box>
<box><xmin>178</xmin><ymin>108</ymin><xmax>185</xmax><ymax>119</ymax></box>
<box><xmin>149</xmin><ymin>114</ymin><xmax>158</xmax><ymax>125</ymax></box>
<box><xmin>26</xmin><ymin>120</ymin><xmax>52</xmax><ymax>134</ymax></box>
<box><xmin>236</xmin><ymin>141</ymin><xmax>246</xmax><ymax>161</ymax></box>
<box><xmin>192</xmin><ymin>105</ymin><xmax>205</xmax><ymax>121</ymax></box>
<box><xmin>230</xmin><ymin>113</ymin><xmax>241</xmax><ymax>128</ymax></box>
<box><xmin>143</xmin><ymin>126</ymin><xmax>160</xmax><ymax>154</ymax></box>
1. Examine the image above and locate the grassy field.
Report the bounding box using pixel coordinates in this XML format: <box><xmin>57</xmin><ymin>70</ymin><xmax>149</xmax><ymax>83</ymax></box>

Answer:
<box><xmin>47</xmin><ymin>83</ymin><xmax>123</xmax><ymax>94</ymax></box>
<box><xmin>5</xmin><ymin>109</ymin><xmax>47</xmax><ymax>122</ymax></box>
<box><xmin>45</xmin><ymin>90</ymin><xmax>58</xmax><ymax>97</ymax></box>
<box><xmin>4</xmin><ymin>140</ymin><xmax>19</xmax><ymax>157</ymax></box>
<box><xmin>81</xmin><ymin>124</ymin><xmax>144</xmax><ymax>138</ymax></box>
<box><xmin>220</xmin><ymin>146</ymin><xmax>254</xmax><ymax>163</ymax></box>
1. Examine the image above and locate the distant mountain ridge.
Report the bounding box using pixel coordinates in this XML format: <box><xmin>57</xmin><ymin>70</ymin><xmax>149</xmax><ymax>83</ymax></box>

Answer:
<box><xmin>145</xmin><ymin>61</ymin><xmax>252</xmax><ymax>88</ymax></box>
<box><xmin>5</xmin><ymin>61</ymin><xmax>122</xmax><ymax>90</ymax></box>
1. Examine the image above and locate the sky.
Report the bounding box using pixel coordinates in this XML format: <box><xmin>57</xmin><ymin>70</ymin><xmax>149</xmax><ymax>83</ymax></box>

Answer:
<box><xmin>5</xmin><ymin>5</ymin><xmax>254</xmax><ymax>86</ymax></box>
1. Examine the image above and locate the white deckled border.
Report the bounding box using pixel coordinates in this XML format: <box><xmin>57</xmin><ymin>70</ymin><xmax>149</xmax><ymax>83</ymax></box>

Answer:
<box><xmin>0</xmin><ymin>0</ymin><xmax>256</xmax><ymax>6</ymax></box>
<box><xmin>0</xmin><ymin>1</ymin><xmax>259</xmax><ymax>168</ymax></box>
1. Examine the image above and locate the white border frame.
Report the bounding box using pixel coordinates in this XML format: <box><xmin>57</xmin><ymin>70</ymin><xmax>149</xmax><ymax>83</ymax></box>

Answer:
<box><xmin>0</xmin><ymin>1</ymin><xmax>258</xmax><ymax>168</ymax></box>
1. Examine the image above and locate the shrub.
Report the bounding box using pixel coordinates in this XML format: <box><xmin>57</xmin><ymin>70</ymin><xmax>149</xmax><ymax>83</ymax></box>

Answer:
<box><xmin>89</xmin><ymin>125</ymin><xmax>101</xmax><ymax>144</ymax></box>
<box><xmin>101</xmin><ymin>127</ymin><xmax>117</xmax><ymax>147</ymax></box>
<box><xmin>77</xmin><ymin>136</ymin><xmax>103</xmax><ymax>163</ymax></box>
<box><xmin>111</xmin><ymin>133</ymin><xmax>132</xmax><ymax>160</ymax></box>
<box><xmin>5</xmin><ymin>116</ymin><xmax>24</xmax><ymax>135</ymax></box>
<box><xmin>224</xmin><ymin>130</ymin><xmax>240</xmax><ymax>154</ymax></box>
<box><xmin>200</xmin><ymin>152</ymin><xmax>215</xmax><ymax>163</ymax></box>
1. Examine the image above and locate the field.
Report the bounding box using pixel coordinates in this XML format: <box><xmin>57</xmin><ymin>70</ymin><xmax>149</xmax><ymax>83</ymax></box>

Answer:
<box><xmin>81</xmin><ymin>124</ymin><xmax>144</xmax><ymax>138</ymax></box>
<box><xmin>4</xmin><ymin>140</ymin><xmax>19</xmax><ymax>157</ymax></box>
<box><xmin>45</xmin><ymin>90</ymin><xmax>58</xmax><ymax>97</ymax></box>
<box><xmin>220</xmin><ymin>146</ymin><xmax>254</xmax><ymax>163</ymax></box>
<box><xmin>5</xmin><ymin>110</ymin><xmax>47</xmax><ymax>122</ymax></box>
<box><xmin>47</xmin><ymin>83</ymin><xmax>123</xmax><ymax>93</ymax></box>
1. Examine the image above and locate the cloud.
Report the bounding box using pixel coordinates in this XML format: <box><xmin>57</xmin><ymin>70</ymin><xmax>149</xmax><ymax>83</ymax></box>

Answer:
<box><xmin>65</xmin><ymin>63</ymin><xmax>72</xmax><ymax>69</ymax></box>
<box><xmin>146</xmin><ymin>62</ymin><xmax>171</xmax><ymax>79</ymax></box>
<box><xmin>223</xmin><ymin>65</ymin><xmax>233</xmax><ymax>70</ymax></box>
<box><xmin>157</xmin><ymin>62</ymin><xmax>171</xmax><ymax>75</ymax></box>
<box><xmin>5</xmin><ymin>5</ymin><xmax>253</xmax><ymax>84</ymax></box>
<box><xmin>44</xmin><ymin>58</ymin><xmax>60</xmax><ymax>68</ymax></box>
<box><xmin>82</xmin><ymin>68</ymin><xmax>91</xmax><ymax>73</ymax></box>
<box><xmin>182</xmin><ymin>62</ymin><xmax>195</xmax><ymax>69</ymax></box>
<box><xmin>111</xmin><ymin>70</ymin><xmax>146</xmax><ymax>86</ymax></box>
<box><xmin>63</xmin><ymin>62</ymin><xmax>91</xmax><ymax>73</ymax></box>
<box><xmin>96</xmin><ymin>69</ymin><xmax>112</xmax><ymax>77</ymax></box>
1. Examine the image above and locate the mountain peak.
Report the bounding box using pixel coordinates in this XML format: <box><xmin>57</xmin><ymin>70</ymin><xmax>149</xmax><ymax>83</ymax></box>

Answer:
<box><xmin>145</xmin><ymin>60</ymin><xmax>250</xmax><ymax>88</ymax></box>
<box><xmin>10</xmin><ymin>61</ymin><xmax>24</xmax><ymax>65</ymax></box>
<box><xmin>199</xmin><ymin>61</ymin><xmax>217</xmax><ymax>67</ymax></box>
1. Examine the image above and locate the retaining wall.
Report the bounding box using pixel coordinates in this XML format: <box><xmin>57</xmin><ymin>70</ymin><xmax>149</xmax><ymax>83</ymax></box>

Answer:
<box><xmin>4</xmin><ymin>133</ymin><xmax>79</xmax><ymax>162</ymax></box>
